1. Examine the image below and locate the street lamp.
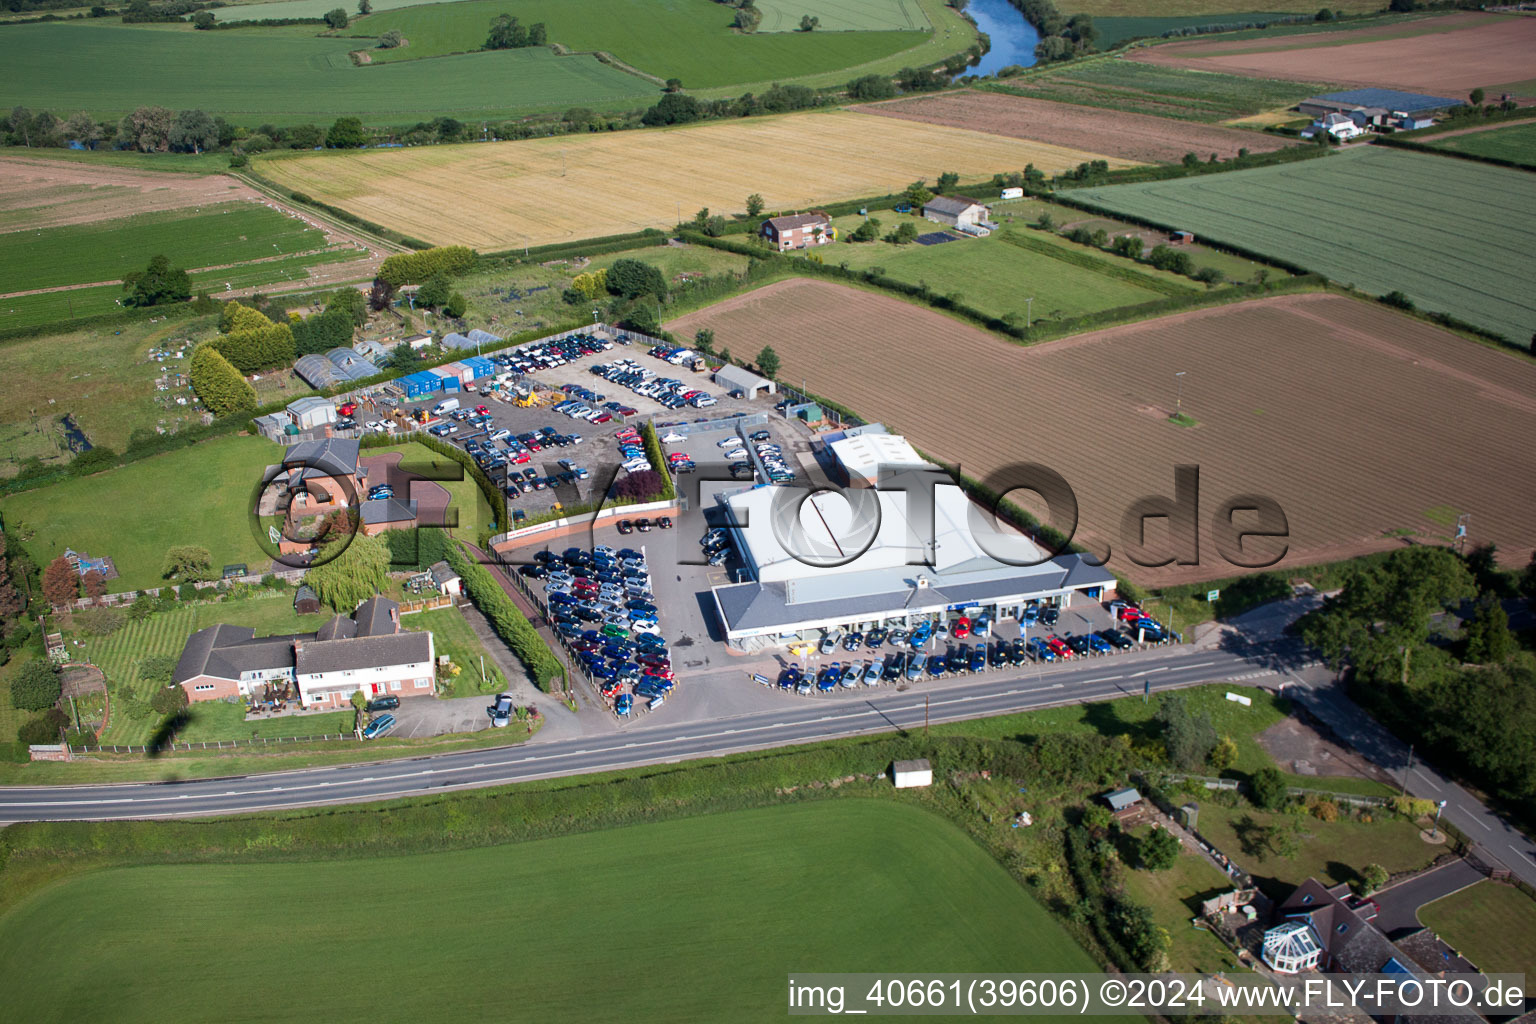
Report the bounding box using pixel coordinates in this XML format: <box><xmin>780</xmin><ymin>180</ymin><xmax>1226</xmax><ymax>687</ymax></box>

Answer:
<box><xmin>1431</xmin><ymin>799</ymin><xmax>1447</xmax><ymax>839</ymax></box>
<box><xmin>1175</xmin><ymin>370</ymin><xmax>1187</xmax><ymax>415</ymax></box>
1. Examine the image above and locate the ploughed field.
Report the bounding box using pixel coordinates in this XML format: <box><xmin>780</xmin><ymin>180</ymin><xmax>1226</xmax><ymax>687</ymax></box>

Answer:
<box><xmin>855</xmin><ymin>90</ymin><xmax>1292</xmax><ymax>163</ymax></box>
<box><xmin>1131</xmin><ymin>12</ymin><xmax>1536</xmax><ymax>96</ymax></box>
<box><xmin>0</xmin><ymin>801</ymin><xmax>1114</xmax><ymax>1024</ymax></box>
<box><xmin>669</xmin><ymin>281</ymin><xmax>1536</xmax><ymax>585</ymax></box>
<box><xmin>1068</xmin><ymin>147</ymin><xmax>1536</xmax><ymax>346</ymax></box>
<box><xmin>258</xmin><ymin>110</ymin><xmax>1135</xmax><ymax>250</ymax></box>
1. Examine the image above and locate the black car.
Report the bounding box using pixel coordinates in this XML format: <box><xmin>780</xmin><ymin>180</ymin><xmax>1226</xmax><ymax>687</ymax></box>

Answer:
<box><xmin>946</xmin><ymin>646</ymin><xmax>966</xmax><ymax>674</ymax></box>
<box><xmin>1039</xmin><ymin>606</ymin><xmax>1060</xmax><ymax>626</ymax></box>
<box><xmin>1011</xmin><ymin>637</ymin><xmax>1031</xmax><ymax>664</ymax></box>
<box><xmin>365</xmin><ymin>695</ymin><xmax>400</xmax><ymax>712</ymax></box>
<box><xmin>991</xmin><ymin>640</ymin><xmax>1011</xmax><ymax>666</ymax></box>
<box><xmin>1064</xmin><ymin>634</ymin><xmax>1092</xmax><ymax>656</ymax></box>
<box><xmin>883</xmin><ymin>653</ymin><xmax>906</xmax><ymax>680</ymax></box>
<box><xmin>866</xmin><ymin>627</ymin><xmax>888</xmax><ymax>648</ymax></box>
<box><xmin>1097</xmin><ymin>629</ymin><xmax>1134</xmax><ymax>650</ymax></box>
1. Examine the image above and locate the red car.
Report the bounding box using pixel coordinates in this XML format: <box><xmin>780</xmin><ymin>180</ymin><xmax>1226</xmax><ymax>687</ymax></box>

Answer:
<box><xmin>952</xmin><ymin>617</ymin><xmax>971</xmax><ymax>639</ymax></box>
<box><xmin>1117</xmin><ymin>604</ymin><xmax>1143</xmax><ymax>622</ymax></box>
<box><xmin>667</xmin><ymin>452</ymin><xmax>691</xmax><ymax>462</ymax></box>
<box><xmin>600</xmin><ymin>681</ymin><xmax>625</xmax><ymax>698</ymax></box>
<box><xmin>1046</xmin><ymin>635</ymin><xmax>1073</xmax><ymax>658</ymax></box>
<box><xmin>475</xmin><ymin>405</ymin><xmax>489</xmax><ymax>414</ymax></box>
<box><xmin>338</xmin><ymin>401</ymin><xmax>357</xmax><ymax>417</ymax></box>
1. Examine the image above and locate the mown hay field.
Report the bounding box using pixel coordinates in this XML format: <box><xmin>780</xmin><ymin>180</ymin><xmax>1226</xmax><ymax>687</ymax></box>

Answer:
<box><xmin>259</xmin><ymin>111</ymin><xmax>1135</xmax><ymax>250</ymax></box>
<box><xmin>669</xmin><ymin>281</ymin><xmax>1536</xmax><ymax>586</ymax></box>
<box><xmin>1069</xmin><ymin>147</ymin><xmax>1536</xmax><ymax>345</ymax></box>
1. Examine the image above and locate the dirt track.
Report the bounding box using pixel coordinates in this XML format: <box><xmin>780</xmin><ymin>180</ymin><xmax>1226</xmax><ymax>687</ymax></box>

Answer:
<box><xmin>669</xmin><ymin>280</ymin><xmax>1536</xmax><ymax>586</ymax></box>
<box><xmin>1133</xmin><ymin>13</ymin><xmax>1536</xmax><ymax>97</ymax></box>
<box><xmin>854</xmin><ymin>91</ymin><xmax>1291</xmax><ymax>164</ymax></box>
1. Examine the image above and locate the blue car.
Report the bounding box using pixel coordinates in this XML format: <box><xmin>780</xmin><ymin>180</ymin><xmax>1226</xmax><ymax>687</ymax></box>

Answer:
<box><xmin>615</xmin><ymin>693</ymin><xmax>633</xmax><ymax>716</ymax></box>
<box><xmin>779</xmin><ymin>667</ymin><xmax>800</xmax><ymax>691</ymax></box>
<box><xmin>1086</xmin><ymin>633</ymin><xmax>1113</xmax><ymax>654</ymax></box>
<box><xmin>972</xmin><ymin>614</ymin><xmax>991</xmax><ymax>638</ymax></box>
<box><xmin>910</xmin><ymin>623</ymin><xmax>932</xmax><ymax>649</ymax></box>
<box><xmin>818</xmin><ymin>664</ymin><xmax>840</xmax><ymax>691</ymax></box>
<box><xmin>968</xmin><ymin>646</ymin><xmax>987</xmax><ymax>673</ymax></box>
<box><xmin>1027</xmin><ymin>638</ymin><xmax>1055</xmax><ymax>662</ymax></box>
<box><xmin>361</xmin><ymin>714</ymin><xmax>396</xmax><ymax>739</ymax></box>
<box><xmin>926</xmin><ymin>654</ymin><xmax>947</xmax><ymax>678</ymax></box>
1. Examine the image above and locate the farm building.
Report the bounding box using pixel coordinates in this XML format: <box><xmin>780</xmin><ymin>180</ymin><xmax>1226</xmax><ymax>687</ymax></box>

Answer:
<box><xmin>761</xmin><ymin>213</ymin><xmax>832</xmax><ymax>252</ymax></box>
<box><xmin>713</xmin><ymin>363</ymin><xmax>776</xmax><ymax>399</ymax></box>
<box><xmin>396</xmin><ymin>371</ymin><xmax>444</xmax><ymax>399</ymax></box>
<box><xmin>293</xmin><ymin>584</ymin><xmax>321</xmax><ymax>615</ymax></box>
<box><xmin>892</xmin><ymin>759</ymin><xmax>933</xmax><ymax>789</ymax></box>
<box><xmin>826</xmin><ymin>428</ymin><xmax>928</xmax><ymax>488</ymax></box>
<box><xmin>1300</xmin><ymin>113</ymin><xmax>1363</xmax><ymax>141</ymax></box>
<box><xmin>294</xmin><ymin>354</ymin><xmax>345</xmax><ymax>389</ymax></box>
<box><xmin>1298</xmin><ymin>89</ymin><xmax>1462</xmax><ymax>118</ymax></box>
<box><xmin>286</xmin><ymin>396</ymin><xmax>336</xmax><ymax>431</ymax></box>
<box><xmin>1168</xmin><ymin>230</ymin><xmax>1194</xmax><ymax>245</ymax></box>
<box><xmin>173</xmin><ymin>595</ymin><xmax>435</xmax><ymax>708</ymax></box>
<box><xmin>922</xmin><ymin>196</ymin><xmax>996</xmax><ymax>235</ymax></box>
<box><xmin>707</xmin><ymin>474</ymin><xmax>1116</xmax><ymax>646</ymax></box>
<box><xmin>326</xmin><ymin>348</ymin><xmax>376</xmax><ymax>382</ymax></box>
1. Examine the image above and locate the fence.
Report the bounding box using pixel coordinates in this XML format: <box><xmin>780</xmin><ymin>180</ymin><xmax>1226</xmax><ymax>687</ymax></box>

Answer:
<box><xmin>487</xmin><ymin>496</ymin><xmax>679</xmax><ymax>551</ymax></box>
<box><xmin>1161</xmin><ymin>772</ymin><xmax>1391</xmax><ymax>807</ymax></box>
<box><xmin>73</xmin><ymin>732</ymin><xmax>363</xmax><ymax>755</ymax></box>
<box><xmin>58</xmin><ymin>568</ymin><xmax>308</xmax><ymax>610</ymax></box>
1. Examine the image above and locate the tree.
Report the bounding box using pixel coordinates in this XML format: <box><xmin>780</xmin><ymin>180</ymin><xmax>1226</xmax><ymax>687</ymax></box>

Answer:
<box><xmin>605</xmin><ymin>258</ymin><xmax>668</xmax><ymax>299</ymax></box>
<box><xmin>326</xmin><ymin>116</ymin><xmax>367</xmax><ymax>149</ymax></box>
<box><xmin>9</xmin><ymin>105</ymin><xmax>34</xmax><ymax>147</ymax></box>
<box><xmin>798</xmin><ymin>13</ymin><xmax>818</xmax><ymax>30</ymax></box>
<box><xmin>81</xmin><ymin>569</ymin><xmax>107</xmax><ymax>604</ymax></box>
<box><xmin>1314</xmin><ymin>7</ymin><xmax>1333</xmax><ymax>20</ymax></box>
<box><xmin>1359</xmin><ymin>863</ymin><xmax>1390</xmax><ymax>895</ymax></box>
<box><xmin>849</xmin><ymin>217</ymin><xmax>881</xmax><ymax>242</ymax></box>
<box><xmin>161</xmin><ymin>545</ymin><xmax>213</xmax><ymax>583</ymax></box>
<box><xmin>369</xmin><ymin>277</ymin><xmax>397</xmax><ymax>311</ymax></box>
<box><xmin>169</xmin><ymin>109</ymin><xmax>218</xmax><ymax>154</ymax></box>
<box><xmin>63</xmin><ymin>111</ymin><xmax>102</xmax><ymax>148</ymax></box>
<box><xmin>936</xmin><ymin>170</ymin><xmax>959</xmax><ymax>191</ymax></box>
<box><xmin>1156</xmin><ymin>693</ymin><xmax>1217</xmax><ymax>770</ymax></box>
<box><xmin>732</xmin><ymin>0</ymin><xmax>761</xmax><ymax>31</ymax></box>
<box><xmin>379</xmin><ymin>28</ymin><xmax>404</xmax><ymax>47</ymax></box>
<box><xmin>1137</xmin><ymin>826</ymin><xmax>1182</xmax><ymax>871</ymax></box>
<box><xmin>1249</xmin><ymin>766</ymin><xmax>1287</xmax><ymax>810</ymax></box>
<box><xmin>121</xmin><ymin>254</ymin><xmax>191</xmax><ymax>308</ymax></box>
<box><xmin>1463</xmin><ymin>593</ymin><xmax>1514</xmax><ymax>663</ymax></box>
<box><xmin>120</xmin><ymin>105</ymin><xmax>173</xmax><ymax>152</ymax></box>
<box><xmin>694</xmin><ymin>328</ymin><xmax>715</xmax><ymax>354</ymax></box>
<box><xmin>1034</xmin><ymin>35</ymin><xmax>1072</xmax><ymax>62</ymax></box>
<box><xmin>357</xmin><ymin>0</ymin><xmax>371</xmax><ymax>12</ymax></box>
<box><xmin>10</xmin><ymin>659</ymin><xmax>61</xmax><ymax>711</ymax></box>
<box><xmin>189</xmin><ymin>343</ymin><xmax>257</xmax><ymax>417</ymax></box>
<box><xmin>1193</xmin><ymin>266</ymin><xmax>1225</xmax><ymax>287</ymax></box>
<box><xmin>139</xmin><ymin>654</ymin><xmax>177</xmax><ymax>685</ymax></box>
<box><xmin>0</xmin><ymin>554</ymin><xmax>22</xmax><ymax>624</ymax></box>
<box><xmin>1210</xmin><ymin>735</ymin><xmax>1238</xmax><ymax>771</ymax></box>
<box><xmin>485</xmin><ymin>13</ymin><xmax>529</xmax><ymax>48</ymax></box>
<box><xmin>1037</xmin><ymin>211</ymin><xmax>1055</xmax><ymax>231</ymax></box>
<box><xmin>324</xmin><ymin>6</ymin><xmax>349</xmax><ymax>27</ymax></box>
<box><xmin>745</xmin><ymin>193</ymin><xmax>765</xmax><ymax>218</ymax></box>
<box><xmin>846</xmin><ymin>74</ymin><xmax>896</xmax><ymax>101</ymax></box>
<box><xmin>664</xmin><ymin>78</ymin><xmax>683</xmax><ymax>93</ymax></box>
<box><xmin>150</xmin><ymin>681</ymin><xmax>189</xmax><ymax>716</ymax></box>
<box><xmin>902</xmin><ymin>179</ymin><xmax>934</xmax><ymax>206</ymax></box>
<box><xmin>1470</xmin><ymin>87</ymin><xmax>1485</xmax><ymax>105</ymax></box>
<box><xmin>42</xmin><ymin>556</ymin><xmax>78</xmax><ymax>607</ymax></box>
<box><xmin>755</xmin><ymin>345</ymin><xmax>781</xmax><ymax>379</ymax></box>
<box><xmin>443</xmin><ymin>292</ymin><xmax>467</xmax><ymax>319</ymax></box>
<box><xmin>641</xmin><ymin>93</ymin><xmax>703</xmax><ymax>127</ymax></box>
<box><xmin>304</xmin><ymin>532</ymin><xmax>390</xmax><ymax>611</ymax></box>
<box><xmin>884</xmin><ymin>221</ymin><xmax>918</xmax><ymax>245</ymax></box>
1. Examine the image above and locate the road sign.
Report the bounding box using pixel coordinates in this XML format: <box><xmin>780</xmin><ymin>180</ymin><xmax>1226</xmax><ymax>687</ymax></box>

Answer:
<box><xmin>1206</xmin><ymin>589</ymin><xmax>1220</xmax><ymax>602</ymax></box>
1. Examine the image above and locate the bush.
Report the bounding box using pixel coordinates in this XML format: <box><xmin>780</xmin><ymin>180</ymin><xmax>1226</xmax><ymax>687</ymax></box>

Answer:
<box><xmin>846</xmin><ymin>74</ymin><xmax>896</xmax><ymax>101</ymax></box>
<box><xmin>18</xmin><ymin>708</ymin><xmax>67</xmax><ymax>745</ymax></box>
<box><xmin>1137</xmin><ymin>826</ymin><xmax>1182</xmax><ymax>871</ymax></box>
<box><xmin>1248</xmin><ymin>766</ymin><xmax>1288</xmax><ymax>810</ymax></box>
<box><xmin>150</xmin><ymin>683</ymin><xmax>189</xmax><ymax>716</ymax></box>
<box><xmin>1358</xmin><ymin>862</ymin><xmax>1389</xmax><ymax>895</ymax></box>
<box><xmin>10</xmin><ymin>660</ymin><xmax>61</xmax><ymax>711</ymax></box>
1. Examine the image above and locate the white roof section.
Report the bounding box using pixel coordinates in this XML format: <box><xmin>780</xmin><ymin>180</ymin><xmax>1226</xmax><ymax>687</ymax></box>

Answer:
<box><xmin>830</xmin><ymin>433</ymin><xmax>929</xmax><ymax>480</ymax></box>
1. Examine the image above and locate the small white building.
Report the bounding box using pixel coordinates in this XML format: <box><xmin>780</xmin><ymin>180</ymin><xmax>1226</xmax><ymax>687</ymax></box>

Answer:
<box><xmin>1302</xmin><ymin>113</ymin><xmax>1363</xmax><ymax>141</ymax></box>
<box><xmin>828</xmin><ymin>430</ymin><xmax>929</xmax><ymax>488</ymax></box>
<box><xmin>286</xmin><ymin>396</ymin><xmax>337</xmax><ymax>432</ymax></box>
<box><xmin>892</xmin><ymin>759</ymin><xmax>933</xmax><ymax>788</ymax></box>
<box><xmin>429</xmin><ymin>560</ymin><xmax>463</xmax><ymax>597</ymax></box>
<box><xmin>999</xmin><ymin>187</ymin><xmax>1024</xmax><ymax>200</ymax></box>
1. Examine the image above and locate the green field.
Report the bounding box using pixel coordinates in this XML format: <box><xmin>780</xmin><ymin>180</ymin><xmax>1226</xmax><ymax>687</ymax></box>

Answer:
<box><xmin>755</xmin><ymin>0</ymin><xmax>925</xmax><ymax>32</ymax></box>
<box><xmin>1120</xmin><ymin>838</ymin><xmax>1240</xmax><ymax>973</ymax></box>
<box><xmin>821</xmin><ymin>216</ymin><xmax>1199</xmax><ymax>325</ymax></box>
<box><xmin>1070</xmin><ymin>147</ymin><xmax>1536</xmax><ymax>345</ymax></box>
<box><xmin>353</xmin><ymin>0</ymin><xmax>927</xmax><ymax>89</ymax></box>
<box><xmin>0</xmin><ymin>800</ymin><xmax>1115</xmax><ymax>1024</ymax></box>
<box><xmin>1418</xmin><ymin>881</ymin><xmax>1536</xmax><ymax>977</ymax></box>
<box><xmin>989</xmin><ymin>57</ymin><xmax>1331</xmax><ymax>122</ymax></box>
<box><xmin>1429</xmin><ymin>121</ymin><xmax>1536</xmax><ymax>169</ymax></box>
<box><xmin>0</xmin><ymin>434</ymin><xmax>280</xmax><ymax>591</ymax></box>
<box><xmin>0</xmin><ymin>203</ymin><xmax>328</xmax><ymax>294</ymax></box>
<box><xmin>1092</xmin><ymin>12</ymin><xmax>1298</xmax><ymax>48</ymax></box>
<box><xmin>0</xmin><ymin>22</ymin><xmax>657</xmax><ymax>125</ymax></box>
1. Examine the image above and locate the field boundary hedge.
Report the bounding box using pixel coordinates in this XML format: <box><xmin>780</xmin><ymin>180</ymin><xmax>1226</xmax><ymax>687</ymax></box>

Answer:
<box><xmin>1052</xmin><ymin>143</ymin><xmax>1327</xmax><ymax>189</ymax></box>
<box><xmin>1373</xmin><ymin>134</ymin><xmax>1536</xmax><ymax>173</ymax></box>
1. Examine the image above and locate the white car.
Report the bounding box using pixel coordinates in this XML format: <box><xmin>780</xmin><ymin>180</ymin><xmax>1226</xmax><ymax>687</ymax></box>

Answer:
<box><xmin>716</xmin><ymin>437</ymin><xmax>742</xmax><ymax>448</ymax></box>
<box><xmin>724</xmin><ymin>449</ymin><xmax>747</xmax><ymax>460</ymax></box>
<box><xmin>365</xmin><ymin>420</ymin><xmax>380</xmax><ymax>430</ymax></box>
<box><xmin>661</xmin><ymin>431</ymin><xmax>686</xmax><ymax>443</ymax></box>
<box><xmin>490</xmin><ymin>428</ymin><xmax>511</xmax><ymax>441</ymax></box>
<box><xmin>631</xmin><ymin>619</ymin><xmax>662</xmax><ymax>635</ymax></box>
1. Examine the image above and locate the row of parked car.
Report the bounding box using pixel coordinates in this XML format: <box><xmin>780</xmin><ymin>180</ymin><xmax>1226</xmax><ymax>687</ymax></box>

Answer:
<box><xmin>494</xmin><ymin>332</ymin><xmax>613</xmax><ymax>376</ymax></box>
<box><xmin>589</xmin><ymin>357</ymin><xmax>717</xmax><ymax>409</ymax></box>
<box><xmin>528</xmin><ymin>546</ymin><xmax>673</xmax><ymax>716</ymax></box>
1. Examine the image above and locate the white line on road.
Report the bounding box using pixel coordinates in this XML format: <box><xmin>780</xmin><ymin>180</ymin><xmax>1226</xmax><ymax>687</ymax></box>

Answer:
<box><xmin>1413</xmin><ymin>768</ymin><xmax>1442</xmax><ymax>791</ymax></box>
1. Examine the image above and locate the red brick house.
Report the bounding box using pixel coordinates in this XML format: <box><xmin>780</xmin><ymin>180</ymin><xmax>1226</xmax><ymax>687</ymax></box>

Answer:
<box><xmin>761</xmin><ymin>212</ymin><xmax>832</xmax><ymax>252</ymax></box>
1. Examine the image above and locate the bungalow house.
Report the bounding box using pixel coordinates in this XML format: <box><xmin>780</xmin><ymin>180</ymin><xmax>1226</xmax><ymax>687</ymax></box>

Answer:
<box><xmin>761</xmin><ymin>213</ymin><xmax>831</xmax><ymax>252</ymax></box>
<box><xmin>1301</xmin><ymin>112</ymin><xmax>1364</xmax><ymax>141</ymax></box>
<box><xmin>173</xmin><ymin>595</ymin><xmax>435</xmax><ymax>708</ymax></box>
<box><xmin>923</xmin><ymin>196</ymin><xmax>996</xmax><ymax>235</ymax></box>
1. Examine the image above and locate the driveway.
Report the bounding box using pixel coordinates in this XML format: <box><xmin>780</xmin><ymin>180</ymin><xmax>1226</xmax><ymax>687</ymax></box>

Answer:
<box><xmin>1371</xmin><ymin>858</ymin><xmax>1485</xmax><ymax>938</ymax></box>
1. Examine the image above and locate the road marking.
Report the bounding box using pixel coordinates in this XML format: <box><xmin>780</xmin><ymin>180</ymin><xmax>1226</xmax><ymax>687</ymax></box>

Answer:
<box><xmin>1471</xmin><ymin>817</ymin><xmax>1491</xmax><ymax>831</ymax></box>
<box><xmin>1412</xmin><ymin>768</ymin><xmax>1441</xmax><ymax>791</ymax></box>
<box><xmin>1519</xmin><ymin>850</ymin><xmax>1536</xmax><ymax>869</ymax></box>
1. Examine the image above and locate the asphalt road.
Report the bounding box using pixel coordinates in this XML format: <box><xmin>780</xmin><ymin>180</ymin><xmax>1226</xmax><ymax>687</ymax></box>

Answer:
<box><xmin>0</xmin><ymin>646</ymin><xmax>1265</xmax><ymax>822</ymax></box>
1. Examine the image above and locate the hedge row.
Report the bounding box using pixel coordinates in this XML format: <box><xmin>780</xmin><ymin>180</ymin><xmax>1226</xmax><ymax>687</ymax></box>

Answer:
<box><xmin>441</xmin><ymin>540</ymin><xmax>565</xmax><ymax>691</ymax></box>
<box><xmin>0</xmin><ymin>293</ymin><xmax>207</xmax><ymax>346</ymax></box>
<box><xmin>1053</xmin><ymin>143</ymin><xmax>1329</xmax><ymax>190</ymax></box>
<box><xmin>1373</xmin><ymin>134</ymin><xmax>1536</xmax><ymax>173</ymax></box>
<box><xmin>482</xmin><ymin>228</ymin><xmax>667</xmax><ymax>263</ymax></box>
<box><xmin>638</xmin><ymin>421</ymin><xmax>676</xmax><ymax>502</ymax></box>
<box><xmin>376</xmin><ymin>246</ymin><xmax>477</xmax><ymax>286</ymax></box>
<box><xmin>240</xmin><ymin>167</ymin><xmax>434</xmax><ymax>249</ymax></box>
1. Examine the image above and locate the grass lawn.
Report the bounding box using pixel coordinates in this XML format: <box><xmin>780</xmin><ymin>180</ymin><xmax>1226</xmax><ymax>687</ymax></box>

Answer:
<box><xmin>0</xmin><ymin>652</ymin><xmax>41</xmax><ymax>744</ymax></box>
<box><xmin>352</xmin><ymin>0</ymin><xmax>929</xmax><ymax>88</ymax></box>
<box><xmin>173</xmin><ymin>702</ymin><xmax>355</xmax><ymax>743</ymax></box>
<box><xmin>0</xmin><ymin>800</ymin><xmax>1122</xmax><ymax>1024</ymax></box>
<box><xmin>1417</xmin><ymin>880</ymin><xmax>1536</xmax><ymax>976</ymax></box>
<box><xmin>0</xmin><ymin>21</ymin><xmax>657</xmax><ymax>125</ymax></box>
<box><xmin>76</xmin><ymin>595</ymin><xmax>334</xmax><ymax>745</ymax></box>
<box><xmin>0</xmin><ymin>203</ymin><xmax>325</xmax><ymax>294</ymax></box>
<box><xmin>1193</xmin><ymin>800</ymin><xmax>1436</xmax><ymax>898</ymax></box>
<box><xmin>1121</xmin><ymin>842</ymin><xmax>1245</xmax><ymax>973</ymax></box>
<box><xmin>400</xmin><ymin>604</ymin><xmax>505</xmax><ymax>699</ymax></box>
<box><xmin>1071</xmin><ymin>147</ymin><xmax>1536</xmax><ymax>346</ymax></box>
<box><xmin>0</xmin><ymin>313</ymin><xmax>216</xmax><ymax>474</ymax></box>
<box><xmin>1</xmin><ymin>433</ymin><xmax>282</xmax><ymax>591</ymax></box>
<box><xmin>1429</xmin><ymin>120</ymin><xmax>1536</xmax><ymax>169</ymax></box>
<box><xmin>819</xmin><ymin>216</ymin><xmax>1197</xmax><ymax>326</ymax></box>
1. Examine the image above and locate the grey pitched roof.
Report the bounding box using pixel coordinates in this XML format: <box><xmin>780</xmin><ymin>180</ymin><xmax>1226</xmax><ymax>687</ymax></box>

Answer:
<box><xmin>764</xmin><ymin>212</ymin><xmax>829</xmax><ymax>232</ymax></box>
<box><xmin>173</xmin><ymin>624</ymin><xmax>301</xmax><ymax>683</ymax></box>
<box><xmin>360</xmin><ymin>497</ymin><xmax>417</xmax><ymax>525</ymax></box>
<box><xmin>287</xmin><ymin>396</ymin><xmax>334</xmax><ymax>416</ymax></box>
<box><xmin>429</xmin><ymin>561</ymin><xmax>459</xmax><ymax>585</ymax></box>
<box><xmin>925</xmin><ymin>195</ymin><xmax>985</xmax><ymax>217</ymax></box>
<box><xmin>467</xmin><ymin>329</ymin><xmax>501</xmax><ymax>345</ymax></box>
<box><xmin>294</xmin><ymin>584</ymin><xmax>318</xmax><ymax>605</ymax></box>
<box><xmin>1104</xmin><ymin>787</ymin><xmax>1142</xmax><ymax>810</ymax></box>
<box><xmin>353</xmin><ymin>595</ymin><xmax>399</xmax><ymax>636</ymax></box>
<box><xmin>295</xmin><ymin>632</ymin><xmax>432</xmax><ymax>675</ymax></box>
<box><xmin>713</xmin><ymin>363</ymin><xmax>771</xmax><ymax>392</ymax></box>
<box><xmin>173</xmin><ymin>623</ymin><xmax>255</xmax><ymax>683</ymax></box>
<box><xmin>315</xmin><ymin>614</ymin><xmax>356</xmax><ymax>641</ymax></box>
<box><xmin>294</xmin><ymin>354</ymin><xmax>344</xmax><ymax>388</ymax></box>
<box><xmin>283</xmin><ymin>437</ymin><xmax>360</xmax><ymax>479</ymax></box>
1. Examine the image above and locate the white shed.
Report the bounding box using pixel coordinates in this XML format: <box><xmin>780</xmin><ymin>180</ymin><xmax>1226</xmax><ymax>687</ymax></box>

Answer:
<box><xmin>892</xmin><ymin>758</ymin><xmax>933</xmax><ymax>789</ymax></box>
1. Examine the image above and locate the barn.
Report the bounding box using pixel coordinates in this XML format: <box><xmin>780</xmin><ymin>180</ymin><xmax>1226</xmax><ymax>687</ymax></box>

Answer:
<box><xmin>713</xmin><ymin>363</ymin><xmax>776</xmax><ymax>399</ymax></box>
<box><xmin>923</xmin><ymin>196</ymin><xmax>995</xmax><ymax>235</ymax></box>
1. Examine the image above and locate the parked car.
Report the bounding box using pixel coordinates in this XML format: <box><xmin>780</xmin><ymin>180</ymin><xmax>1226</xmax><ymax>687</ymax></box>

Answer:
<box><xmin>1097</xmin><ymin>629</ymin><xmax>1134</xmax><ymax>650</ymax></box>
<box><xmin>820</xmin><ymin>632</ymin><xmax>841</xmax><ymax>655</ymax></box>
<box><xmin>952</xmin><ymin>617</ymin><xmax>971</xmax><ymax>639</ymax></box>
<box><xmin>487</xmin><ymin>693</ymin><xmax>514</xmax><ymax>727</ymax></box>
<box><xmin>365</xmin><ymin>695</ymin><xmax>400</xmax><ymax>712</ymax></box>
<box><xmin>361</xmin><ymin>714</ymin><xmax>397</xmax><ymax>739</ymax></box>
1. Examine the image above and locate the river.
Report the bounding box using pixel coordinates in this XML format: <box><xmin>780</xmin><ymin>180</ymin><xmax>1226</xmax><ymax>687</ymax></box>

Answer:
<box><xmin>958</xmin><ymin>0</ymin><xmax>1040</xmax><ymax>78</ymax></box>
